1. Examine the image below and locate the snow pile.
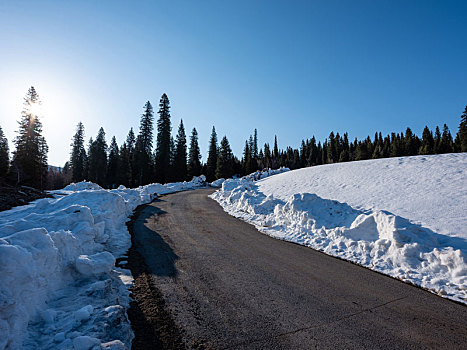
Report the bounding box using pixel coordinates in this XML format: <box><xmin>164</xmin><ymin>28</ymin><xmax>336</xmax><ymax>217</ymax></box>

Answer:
<box><xmin>0</xmin><ymin>176</ymin><xmax>206</xmax><ymax>350</ymax></box>
<box><xmin>211</xmin><ymin>154</ymin><xmax>467</xmax><ymax>303</ymax></box>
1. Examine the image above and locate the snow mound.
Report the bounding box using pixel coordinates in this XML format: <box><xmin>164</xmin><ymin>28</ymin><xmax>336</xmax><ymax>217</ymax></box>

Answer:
<box><xmin>0</xmin><ymin>176</ymin><xmax>206</xmax><ymax>349</ymax></box>
<box><xmin>62</xmin><ymin>181</ymin><xmax>103</xmax><ymax>192</ymax></box>
<box><xmin>211</xmin><ymin>154</ymin><xmax>467</xmax><ymax>304</ymax></box>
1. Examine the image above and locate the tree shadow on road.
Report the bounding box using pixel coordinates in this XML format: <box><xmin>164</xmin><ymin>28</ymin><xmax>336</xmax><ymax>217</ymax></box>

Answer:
<box><xmin>126</xmin><ymin>200</ymin><xmax>185</xmax><ymax>350</ymax></box>
<box><xmin>132</xmin><ymin>198</ymin><xmax>179</xmax><ymax>278</ymax></box>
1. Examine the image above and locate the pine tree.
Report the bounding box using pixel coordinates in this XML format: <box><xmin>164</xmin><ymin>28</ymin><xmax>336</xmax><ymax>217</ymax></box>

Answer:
<box><xmin>242</xmin><ymin>140</ymin><xmax>252</xmax><ymax>175</ymax></box>
<box><xmin>327</xmin><ymin>131</ymin><xmax>337</xmax><ymax>163</ymax></box>
<box><xmin>216</xmin><ymin>136</ymin><xmax>234</xmax><ymax>179</ymax></box>
<box><xmin>11</xmin><ymin>86</ymin><xmax>48</xmax><ymax>188</ymax></box>
<box><xmin>107</xmin><ymin>136</ymin><xmax>119</xmax><ymax>188</ymax></box>
<box><xmin>88</xmin><ymin>127</ymin><xmax>107</xmax><ymax>186</ymax></box>
<box><xmin>419</xmin><ymin>126</ymin><xmax>434</xmax><ymax>155</ymax></box>
<box><xmin>433</xmin><ymin>126</ymin><xmax>441</xmax><ymax>153</ymax></box>
<box><xmin>126</xmin><ymin>128</ymin><xmax>136</xmax><ymax>186</ymax></box>
<box><xmin>155</xmin><ymin>94</ymin><xmax>172</xmax><ymax>183</ymax></box>
<box><xmin>438</xmin><ymin>124</ymin><xmax>454</xmax><ymax>154</ymax></box>
<box><xmin>187</xmin><ymin>127</ymin><xmax>202</xmax><ymax>178</ymax></box>
<box><xmin>70</xmin><ymin>122</ymin><xmax>87</xmax><ymax>183</ymax></box>
<box><xmin>0</xmin><ymin>125</ymin><xmax>9</xmax><ymax>180</ymax></box>
<box><xmin>404</xmin><ymin>127</ymin><xmax>417</xmax><ymax>156</ymax></box>
<box><xmin>206</xmin><ymin>126</ymin><xmax>218</xmax><ymax>182</ymax></box>
<box><xmin>118</xmin><ymin>142</ymin><xmax>131</xmax><ymax>187</ymax></box>
<box><xmin>134</xmin><ymin>102</ymin><xmax>154</xmax><ymax>185</ymax></box>
<box><xmin>273</xmin><ymin>135</ymin><xmax>279</xmax><ymax>168</ymax></box>
<box><xmin>253</xmin><ymin>129</ymin><xmax>258</xmax><ymax>159</ymax></box>
<box><xmin>173</xmin><ymin>120</ymin><xmax>187</xmax><ymax>181</ymax></box>
<box><xmin>263</xmin><ymin>143</ymin><xmax>271</xmax><ymax>168</ymax></box>
<box><xmin>456</xmin><ymin>106</ymin><xmax>467</xmax><ymax>152</ymax></box>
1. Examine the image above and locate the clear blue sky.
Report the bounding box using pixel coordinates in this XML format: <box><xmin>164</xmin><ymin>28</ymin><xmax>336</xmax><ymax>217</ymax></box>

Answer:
<box><xmin>0</xmin><ymin>0</ymin><xmax>466</xmax><ymax>166</ymax></box>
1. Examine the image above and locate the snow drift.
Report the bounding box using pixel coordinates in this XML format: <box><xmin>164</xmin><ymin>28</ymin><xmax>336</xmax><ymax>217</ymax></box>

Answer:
<box><xmin>211</xmin><ymin>154</ymin><xmax>467</xmax><ymax>303</ymax></box>
<box><xmin>0</xmin><ymin>176</ymin><xmax>206</xmax><ymax>350</ymax></box>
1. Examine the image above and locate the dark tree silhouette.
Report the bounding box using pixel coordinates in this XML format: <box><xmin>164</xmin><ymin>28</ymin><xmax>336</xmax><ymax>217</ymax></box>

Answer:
<box><xmin>173</xmin><ymin>119</ymin><xmax>187</xmax><ymax>182</ymax></box>
<box><xmin>70</xmin><ymin>122</ymin><xmax>87</xmax><ymax>182</ymax></box>
<box><xmin>11</xmin><ymin>86</ymin><xmax>48</xmax><ymax>188</ymax></box>
<box><xmin>187</xmin><ymin>127</ymin><xmax>202</xmax><ymax>178</ymax></box>
<box><xmin>155</xmin><ymin>94</ymin><xmax>172</xmax><ymax>184</ymax></box>
<box><xmin>206</xmin><ymin>126</ymin><xmax>218</xmax><ymax>182</ymax></box>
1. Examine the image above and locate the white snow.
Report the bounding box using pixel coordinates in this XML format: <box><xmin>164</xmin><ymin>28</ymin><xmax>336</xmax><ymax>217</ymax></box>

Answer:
<box><xmin>0</xmin><ymin>176</ymin><xmax>206</xmax><ymax>350</ymax></box>
<box><xmin>211</xmin><ymin>154</ymin><xmax>467</xmax><ymax>303</ymax></box>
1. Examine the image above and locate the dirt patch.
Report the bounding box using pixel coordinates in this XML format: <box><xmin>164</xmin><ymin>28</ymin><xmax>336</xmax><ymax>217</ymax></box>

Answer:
<box><xmin>126</xmin><ymin>206</ymin><xmax>185</xmax><ymax>350</ymax></box>
<box><xmin>0</xmin><ymin>183</ymin><xmax>51</xmax><ymax>212</ymax></box>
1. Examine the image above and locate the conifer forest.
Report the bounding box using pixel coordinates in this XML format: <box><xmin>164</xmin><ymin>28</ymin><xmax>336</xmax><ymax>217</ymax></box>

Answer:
<box><xmin>0</xmin><ymin>86</ymin><xmax>466</xmax><ymax>190</ymax></box>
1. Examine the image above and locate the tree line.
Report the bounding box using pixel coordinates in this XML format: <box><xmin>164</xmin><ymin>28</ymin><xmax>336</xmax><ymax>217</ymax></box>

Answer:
<box><xmin>0</xmin><ymin>86</ymin><xmax>466</xmax><ymax>190</ymax></box>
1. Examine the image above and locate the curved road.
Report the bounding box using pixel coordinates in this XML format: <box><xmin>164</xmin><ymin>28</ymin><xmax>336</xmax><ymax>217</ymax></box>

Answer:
<box><xmin>128</xmin><ymin>188</ymin><xmax>466</xmax><ymax>349</ymax></box>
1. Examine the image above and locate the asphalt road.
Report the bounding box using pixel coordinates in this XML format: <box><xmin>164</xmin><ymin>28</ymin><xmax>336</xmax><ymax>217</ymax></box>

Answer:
<box><xmin>129</xmin><ymin>188</ymin><xmax>467</xmax><ymax>349</ymax></box>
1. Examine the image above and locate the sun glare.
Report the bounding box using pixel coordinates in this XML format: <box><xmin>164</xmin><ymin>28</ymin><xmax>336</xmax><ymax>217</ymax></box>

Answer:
<box><xmin>28</xmin><ymin>101</ymin><xmax>43</xmax><ymax>118</ymax></box>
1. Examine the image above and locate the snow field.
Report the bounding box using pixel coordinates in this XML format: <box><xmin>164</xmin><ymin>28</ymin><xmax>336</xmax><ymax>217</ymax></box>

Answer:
<box><xmin>0</xmin><ymin>176</ymin><xmax>206</xmax><ymax>350</ymax></box>
<box><xmin>211</xmin><ymin>154</ymin><xmax>467</xmax><ymax>303</ymax></box>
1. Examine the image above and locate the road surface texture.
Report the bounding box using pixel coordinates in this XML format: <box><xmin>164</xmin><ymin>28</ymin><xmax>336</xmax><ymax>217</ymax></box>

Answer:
<box><xmin>127</xmin><ymin>188</ymin><xmax>467</xmax><ymax>350</ymax></box>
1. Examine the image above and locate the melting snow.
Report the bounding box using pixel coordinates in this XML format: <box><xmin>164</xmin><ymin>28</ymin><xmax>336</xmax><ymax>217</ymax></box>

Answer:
<box><xmin>0</xmin><ymin>176</ymin><xmax>206</xmax><ymax>350</ymax></box>
<box><xmin>211</xmin><ymin>154</ymin><xmax>467</xmax><ymax>303</ymax></box>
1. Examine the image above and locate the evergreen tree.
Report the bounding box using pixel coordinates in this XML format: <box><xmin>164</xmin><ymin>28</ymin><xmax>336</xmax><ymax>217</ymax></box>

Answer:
<box><xmin>206</xmin><ymin>126</ymin><xmax>218</xmax><ymax>182</ymax></box>
<box><xmin>0</xmin><ymin>126</ymin><xmax>9</xmax><ymax>180</ymax></box>
<box><xmin>187</xmin><ymin>127</ymin><xmax>202</xmax><ymax>178</ymax></box>
<box><xmin>70</xmin><ymin>122</ymin><xmax>87</xmax><ymax>183</ymax></box>
<box><xmin>173</xmin><ymin>119</ymin><xmax>187</xmax><ymax>181</ymax></box>
<box><xmin>434</xmin><ymin>126</ymin><xmax>441</xmax><ymax>153</ymax></box>
<box><xmin>107</xmin><ymin>136</ymin><xmax>119</xmax><ymax>188</ymax></box>
<box><xmin>155</xmin><ymin>94</ymin><xmax>172</xmax><ymax>183</ymax></box>
<box><xmin>253</xmin><ymin>128</ymin><xmax>258</xmax><ymax>159</ymax></box>
<box><xmin>118</xmin><ymin>142</ymin><xmax>131</xmax><ymax>187</ymax></box>
<box><xmin>88</xmin><ymin>127</ymin><xmax>107</xmax><ymax>186</ymax></box>
<box><xmin>134</xmin><ymin>101</ymin><xmax>154</xmax><ymax>185</ymax></box>
<box><xmin>438</xmin><ymin>124</ymin><xmax>454</xmax><ymax>153</ymax></box>
<box><xmin>419</xmin><ymin>126</ymin><xmax>434</xmax><ymax>155</ymax></box>
<box><xmin>126</xmin><ymin>128</ymin><xmax>136</xmax><ymax>186</ymax></box>
<box><xmin>168</xmin><ymin>136</ymin><xmax>176</xmax><ymax>181</ymax></box>
<box><xmin>11</xmin><ymin>86</ymin><xmax>48</xmax><ymax>188</ymax></box>
<box><xmin>263</xmin><ymin>143</ymin><xmax>271</xmax><ymax>168</ymax></box>
<box><xmin>216</xmin><ymin>136</ymin><xmax>234</xmax><ymax>179</ymax></box>
<box><xmin>327</xmin><ymin>131</ymin><xmax>337</xmax><ymax>163</ymax></box>
<box><xmin>242</xmin><ymin>140</ymin><xmax>252</xmax><ymax>175</ymax></box>
<box><xmin>456</xmin><ymin>106</ymin><xmax>467</xmax><ymax>152</ymax></box>
<box><xmin>404</xmin><ymin>127</ymin><xmax>417</xmax><ymax>156</ymax></box>
<box><xmin>273</xmin><ymin>135</ymin><xmax>279</xmax><ymax>168</ymax></box>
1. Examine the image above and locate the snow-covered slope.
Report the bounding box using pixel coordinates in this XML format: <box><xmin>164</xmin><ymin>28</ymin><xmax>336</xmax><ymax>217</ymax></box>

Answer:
<box><xmin>0</xmin><ymin>177</ymin><xmax>206</xmax><ymax>350</ymax></box>
<box><xmin>211</xmin><ymin>154</ymin><xmax>467</xmax><ymax>303</ymax></box>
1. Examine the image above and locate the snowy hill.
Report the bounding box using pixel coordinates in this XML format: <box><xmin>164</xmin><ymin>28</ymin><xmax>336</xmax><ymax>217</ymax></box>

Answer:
<box><xmin>211</xmin><ymin>154</ymin><xmax>467</xmax><ymax>303</ymax></box>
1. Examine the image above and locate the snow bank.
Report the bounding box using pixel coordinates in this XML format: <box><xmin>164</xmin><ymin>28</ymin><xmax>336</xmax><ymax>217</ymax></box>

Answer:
<box><xmin>0</xmin><ymin>176</ymin><xmax>206</xmax><ymax>350</ymax></box>
<box><xmin>211</xmin><ymin>155</ymin><xmax>467</xmax><ymax>303</ymax></box>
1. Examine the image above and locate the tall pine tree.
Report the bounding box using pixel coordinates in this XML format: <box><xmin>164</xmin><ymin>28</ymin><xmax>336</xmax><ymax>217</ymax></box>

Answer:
<box><xmin>216</xmin><ymin>136</ymin><xmax>234</xmax><ymax>179</ymax></box>
<box><xmin>88</xmin><ymin>127</ymin><xmax>107</xmax><ymax>186</ymax></box>
<box><xmin>70</xmin><ymin>122</ymin><xmax>87</xmax><ymax>183</ymax></box>
<box><xmin>107</xmin><ymin>136</ymin><xmax>119</xmax><ymax>188</ymax></box>
<box><xmin>155</xmin><ymin>94</ymin><xmax>172</xmax><ymax>184</ymax></box>
<box><xmin>206</xmin><ymin>126</ymin><xmax>218</xmax><ymax>182</ymax></box>
<box><xmin>187</xmin><ymin>127</ymin><xmax>202</xmax><ymax>178</ymax></box>
<box><xmin>11</xmin><ymin>86</ymin><xmax>48</xmax><ymax>188</ymax></box>
<box><xmin>135</xmin><ymin>101</ymin><xmax>154</xmax><ymax>185</ymax></box>
<box><xmin>173</xmin><ymin>120</ymin><xmax>187</xmax><ymax>182</ymax></box>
